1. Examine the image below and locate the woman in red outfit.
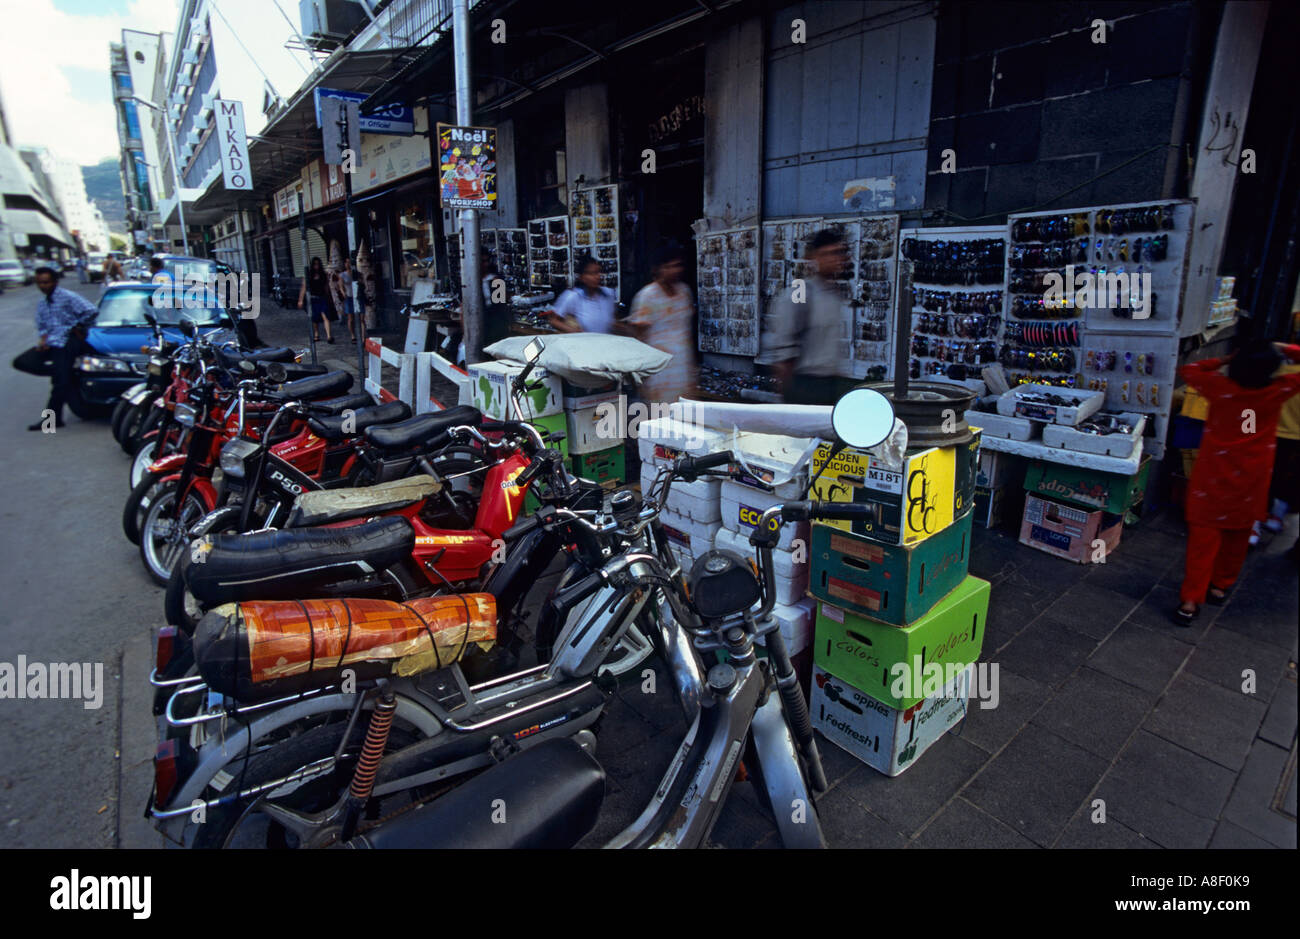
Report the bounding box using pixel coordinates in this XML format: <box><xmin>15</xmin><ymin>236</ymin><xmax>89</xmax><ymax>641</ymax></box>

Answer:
<box><xmin>1176</xmin><ymin>340</ymin><xmax>1300</xmax><ymax>624</ymax></box>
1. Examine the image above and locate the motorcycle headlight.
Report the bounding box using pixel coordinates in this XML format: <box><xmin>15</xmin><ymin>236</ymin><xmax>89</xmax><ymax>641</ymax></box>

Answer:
<box><xmin>688</xmin><ymin>550</ymin><xmax>762</xmax><ymax>620</ymax></box>
<box><xmin>219</xmin><ymin>438</ymin><xmax>260</xmax><ymax>478</ymax></box>
<box><xmin>75</xmin><ymin>355</ymin><xmax>134</xmax><ymax>374</ymax></box>
<box><xmin>173</xmin><ymin>403</ymin><xmax>197</xmax><ymax>427</ymax></box>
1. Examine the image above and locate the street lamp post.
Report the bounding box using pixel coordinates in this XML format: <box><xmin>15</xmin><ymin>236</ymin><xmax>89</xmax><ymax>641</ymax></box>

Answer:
<box><xmin>131</xmin><ymin>96</ymin><xmax>190</xmax><ymax>255</ymax></box>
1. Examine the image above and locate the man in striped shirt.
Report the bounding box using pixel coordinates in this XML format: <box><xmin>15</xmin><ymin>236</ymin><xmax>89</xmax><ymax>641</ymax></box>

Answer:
<box><xmin>12</xmin><ymin>267</ymin><xmax>98</xmax><ymax>429</ymax></box>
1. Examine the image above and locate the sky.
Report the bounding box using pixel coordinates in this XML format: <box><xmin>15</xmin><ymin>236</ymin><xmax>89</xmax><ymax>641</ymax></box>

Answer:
<box><xmin>0</xmin><ymin>0</ymin><xmax>179</xmax><ymax>166</ymax></box>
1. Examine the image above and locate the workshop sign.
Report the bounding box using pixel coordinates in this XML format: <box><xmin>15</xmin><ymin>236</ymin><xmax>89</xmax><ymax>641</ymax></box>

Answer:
<box><xmin>437</xmin><ymin>124</ymin><xmax>497</xmax><ymax>210</ymax></box>
<box><xmin>216</xmin><ymin>99</ymin><xmax>252</xmax><ymax>191</ymax></box>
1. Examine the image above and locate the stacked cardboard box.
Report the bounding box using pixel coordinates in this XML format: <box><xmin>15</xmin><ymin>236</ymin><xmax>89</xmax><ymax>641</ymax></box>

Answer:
<box><xmin>1015</xmin><ymin>457</ymin><xmax>1149</xmax><ymax>563</ymax></box>
<box><xmin>807</xmin><ymin>432</ymin><xmax>988</xmax><ymax>776</ymax></box>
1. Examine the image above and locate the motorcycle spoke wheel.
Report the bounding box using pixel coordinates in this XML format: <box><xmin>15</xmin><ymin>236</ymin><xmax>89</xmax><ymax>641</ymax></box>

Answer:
<box><xmin>139</xmin><ymin>484</ymin><xmax>205</xmax><ymax>586</ymax></box>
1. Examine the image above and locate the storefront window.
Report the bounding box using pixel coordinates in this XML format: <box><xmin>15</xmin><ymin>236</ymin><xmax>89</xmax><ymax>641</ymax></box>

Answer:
<box><xmin>397</xmin><ymin>201</ymin><xmax>434</xmax><ymax>288</ymax></box>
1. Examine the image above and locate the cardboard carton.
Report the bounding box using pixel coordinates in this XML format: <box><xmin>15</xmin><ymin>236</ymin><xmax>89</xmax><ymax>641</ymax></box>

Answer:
<box><xmin>1018</xmin><ymin>493</ymin><xmax>1122</xmax><ymax>563</ymax></box>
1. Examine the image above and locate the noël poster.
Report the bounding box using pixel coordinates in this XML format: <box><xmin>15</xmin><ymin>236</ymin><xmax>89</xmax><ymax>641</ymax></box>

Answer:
<box><xmin>437</xmin><ymin>124</ymin><xmax>497</xmax><ymax>210</ymax></box>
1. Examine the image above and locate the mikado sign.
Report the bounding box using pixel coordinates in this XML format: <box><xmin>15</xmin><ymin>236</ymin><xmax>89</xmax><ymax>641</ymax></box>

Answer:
<box><xmin>217</xmin><ymin>99</ymin><xmax>252</xmax><ymax>191</ymax></box>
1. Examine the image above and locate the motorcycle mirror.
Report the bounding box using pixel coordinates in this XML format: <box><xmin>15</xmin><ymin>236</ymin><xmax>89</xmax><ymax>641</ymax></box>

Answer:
<box><xmin>523</xmin><ymin>337</ymin><xmax>545</xmax><ymax>363</ymax></box>
<box><xmin>179</xmin><ymin>317</ymin><xmax>197</xmax><ymax>338</ymax></box>
<box><xmin>264</xmin><ymin>362</ymin><xmax>287</xmax><ymax>383</ymax></box>
<box><xmin>143</xmin><ymin>311</ymin><xmax>157</xmax><ymax>327</ymax></box>
<box><xmin>832</xmin><ymin>388</ymin><xmax>896</xmax><ymax>450</ymax></box>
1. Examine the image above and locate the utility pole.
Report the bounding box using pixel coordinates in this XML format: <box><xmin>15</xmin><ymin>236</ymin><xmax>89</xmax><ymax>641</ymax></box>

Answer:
<box><xmin>453</xmin><ymin>0</ymin><xmax>482</xmax><ymax>364</ymax></box>
<box><xmin>298</xmin><ymin>191</ymin><xmax>317</xmax><ymax>365</ymax></box>
<box><xmin>335</xmin><ymin>103</ymin><xmax>366</xmax><ymax>381</ymax></box>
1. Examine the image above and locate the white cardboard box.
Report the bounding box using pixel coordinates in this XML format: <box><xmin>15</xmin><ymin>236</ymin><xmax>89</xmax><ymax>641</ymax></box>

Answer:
<box><xmin>637</xmin><ymin>417</ymin><xmax>728</xmax><ymax>465</ymax></box>
<box><xmin>642</xmin><ymin>465</ymin><xmax>722</xmax><ymax>522</ymax></box>
<box><xmin>757</xmin><ymin>597</ymin><xmax>816</xmax><ymax>656</ymax></box>
<box><xmin>661</xmin><ymin>508</ymin><xmax>721</xmax><ymax>558</ymax></box>
<box><xmin>810</xmin><ymin>662</ymin><xmax>971</xmax><ymax>777</ymax></box>
<box><xmin>469</xmin><ymin>360</ymin><xmax>563</xmax><ymax>420</ymax></box>
<box><xmin>996</xmin><ymin>385</ymin><xmax>1104</xmax><ymax>426</ymax></box>
<box><xmin>730</xmin><ymin>431</ymin><xmax>814</xmax><ymax>499</ymax></box>
<box><xmin>1041</xmin><ymin>411</ymin><xmax>1146</xmax><ymax>458</ymax></box>
<box><xmin>565</xmin><ymin>402</ymin><xmax>620</xmax><ymax>454</ymax></box>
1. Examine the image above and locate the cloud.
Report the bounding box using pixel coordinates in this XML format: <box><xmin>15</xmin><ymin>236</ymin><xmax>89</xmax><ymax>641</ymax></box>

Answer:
<box><xmin>0</xmin><ymin>0</ymin><xmax>179</xmax><ymax>166</ymax></box>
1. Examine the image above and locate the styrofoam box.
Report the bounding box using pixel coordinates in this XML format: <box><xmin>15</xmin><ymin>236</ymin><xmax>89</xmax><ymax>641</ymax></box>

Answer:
<box><xmin>968</xmin><ymin>409</ymin><xmax>1039</xmax><ymax>441</ymax></box>
<box><xmin>641</xmin><ymin>462</ymin><xmax>719</xmax><ymax>505</ymax></box>
<box><xmin>730</xmin><ymin>431</ymin><xmax>814</xmax><ymax>499</ymax></box>
<box><xmin>641</xmin><ymin>465</ymin><xmax>721</xmax><ymax>522</ymax></box>
<box><xmin>637</xmin><ymin>417</ymin><xmax>728</xmax><ymax>466</ymax></box>
<box><xmin>810</xmin><ymin>662</ymin><xmax>971</xmax><ymax>777</ymax></box>
<box><xmin>756</xmin><ymin>597</ymin><xmax>816</xmax><ymax>657</ymax></box>
<box><xmin>565</xmin><ymin>402</ymin><xmax>620</xmax><ymax>455</ymax></box>
<box><xmin>715</xmin><ymin>526</ymin><xmax>809</xmax><ymax>607</ymax></box>
<box><xmin>720</xmin><ymin>481</ymin><xmax>808</xmax><ymax>552</ymax></box>
<box><xmin>661</xmin><ymin>509</ymin><xmax>720</xmax><ymax>558</ymax></box>
<box><xmin>997</xmin><ymin>384</ymin><xmax>1105</xmax><ymax>426</ymax></box>
<box><xmin>1042</xmin><ymin>411</ymin><xmax>1146</xmax><ymax>458</ymax></box>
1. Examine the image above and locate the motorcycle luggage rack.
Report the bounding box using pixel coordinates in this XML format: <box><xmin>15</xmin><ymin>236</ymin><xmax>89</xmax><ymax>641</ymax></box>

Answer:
<box><xmin>164</xmin><ymin>680</ymin><xmax>341</xmax><ymax>727</ymax></box>
<box><xmin>150</xmin><ymin>755</ymin><xmax>338</xmax><ymax>820</ymax></box>
<box><xmin>149</xmin><ymin>668</ymin><xmax>206</xmax><ymax>689</ymax></box>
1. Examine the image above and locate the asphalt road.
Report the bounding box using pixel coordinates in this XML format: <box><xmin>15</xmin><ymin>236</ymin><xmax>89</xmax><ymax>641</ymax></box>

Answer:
<box><xmin>0</xmin><ymin>280</ymin><xmax>162</xmax><ymax>848</ymax></box>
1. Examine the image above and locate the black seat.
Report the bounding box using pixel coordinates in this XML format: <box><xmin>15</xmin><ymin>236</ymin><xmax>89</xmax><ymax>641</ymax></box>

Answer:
<box><xmin>347</xmin><ymin>738</ymin><xmax>605</xmax><ymax>850</ymax></box>
<box><xmin>364</xmin><ymin>405</ymin><xmax>483</xmax><ymax>451</ymax></box>
<box><xmin>308</xmin><ymin>401</ymin><xmax>412</xmax><ymax>441</ymax></box>
<box><xmin>185</xmin><ymin>516</ymin><xmax>414</xmax><ymax>607</ymax></box>
<box><xmin>272</xmin><ymin>370</ymin><xmax>353</xmax><ymax>401</ymax></box>
<box><xmin>242</xmin><ymin>346</ymin><xmax>295</xmax><ymax>362</ymax></box>
<box><xmin>281</xmin><ymin>362</ymin><xmax>327</xmax><ymax>380</ymax></box>
<box><xmin>309</xmin><ymin>392</ymin><xmax>376</xmax><ymax>417</ymax></box>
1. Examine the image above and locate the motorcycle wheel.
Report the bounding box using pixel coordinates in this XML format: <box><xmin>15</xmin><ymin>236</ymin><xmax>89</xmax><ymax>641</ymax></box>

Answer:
<box><xmin>138</xmin><ymin>481</ymin><xmax>208</xmax><ymax>587</ymax></box>
<box><xmin>118</xmin><ymin>399</ymin><xmax>153</xmax><ymax>454</ymax></box>
<box><xmin>129</xmin><ymin>434</ymin><xmax>165</xmax><ymax>490</ymax></box>
<box><xmin>188</xmin><ymin>720</ymin><xmax>432</xmax><ymax>849</ymax></box>
<box><xmin>110</xmin><ymin>398</ymin><xmax>132</xmax><ymax>444</ymax></box>
<box><xmin>123</xmin><ymin>472</ymin><xmax>164</xmax><ymax>545</ymax></box>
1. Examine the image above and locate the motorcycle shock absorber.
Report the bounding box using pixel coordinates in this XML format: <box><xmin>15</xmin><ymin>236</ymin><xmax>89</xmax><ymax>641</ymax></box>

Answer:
<box><xmin>339</xmin><ymin>683</ymin><xmax>397</xmax><ymax>842</ymax></box>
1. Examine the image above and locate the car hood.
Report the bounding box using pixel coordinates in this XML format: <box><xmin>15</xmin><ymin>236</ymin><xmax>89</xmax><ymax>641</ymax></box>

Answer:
<box><xmin>85</xmin><ymin>324</ymin><xmax>229</xmax><ymax>357</ymax></box>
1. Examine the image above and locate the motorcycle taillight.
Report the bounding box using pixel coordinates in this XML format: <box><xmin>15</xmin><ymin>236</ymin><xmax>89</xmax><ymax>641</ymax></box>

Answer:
<box><xmin>154</xmin><ymin>739</ymin><xmax>180</xmax><ymax>808</ymax></box>
<box><xmin>156</xmin><ymin>626</ymin><xmax>177</xmax><ymax>673</ymax></box>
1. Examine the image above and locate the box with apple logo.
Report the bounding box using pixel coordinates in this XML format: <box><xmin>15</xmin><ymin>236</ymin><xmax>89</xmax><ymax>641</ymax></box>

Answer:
<box><xmin>810</xmin><ymin>661</ymin><xmax>972</xmax><ymax>776</ymax></box>
<box><xmin>812</xmin><ymin>575</ymin><xmax>989</xmax><ymax>710</ymax></box>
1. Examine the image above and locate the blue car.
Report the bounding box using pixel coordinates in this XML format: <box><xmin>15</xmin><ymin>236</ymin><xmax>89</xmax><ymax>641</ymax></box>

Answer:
<box><xmin>71</xmin><ymin>282</ymin><xmax>235</xmax><ymax>415</ymax></box>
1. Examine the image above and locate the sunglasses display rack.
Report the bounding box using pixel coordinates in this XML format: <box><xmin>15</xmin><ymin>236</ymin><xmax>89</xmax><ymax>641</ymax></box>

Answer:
<box><xmin>1004</xmin><ymin>209</ymin><xmax>1091</xmax><ymax>390</ymax></box>
<box><xmin>527</xmin><ymin>215</ymin><xmax>571</xmax><ymax>288</ymax></box>
<box><xmin>569</xmin><ymin>185</ymin><xmax>620</xmax><ymax>289</ymax></box>
<box><xmin>697</xmin><ymin>226</ymin><xmax>760</xmax><ymax>356</ymax></box>
<box><xmin>759</xmin><ymin>213</ymin><xmax>900</xmax><ymax>380</ymax></box>
<box><xmin>480</xmin><ymin>228</ymin><xmax>529</xmax><ymax>297</ymax></box>
<box><xmin>899</xmin><ymin>225</ymin><xmax>1006</xmax><ymax>388</ymax></box>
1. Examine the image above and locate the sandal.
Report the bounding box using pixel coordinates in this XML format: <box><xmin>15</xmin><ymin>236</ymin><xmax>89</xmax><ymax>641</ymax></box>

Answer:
<box><xmin>1206</xmin><ymin>587</ymin><xmax>1228</xmax><ymax>606</ymax></box>
<box><xmin>1172</xmin><ymin>604</ymin><xmax>1199</xmax><ymax>627</ymax></box>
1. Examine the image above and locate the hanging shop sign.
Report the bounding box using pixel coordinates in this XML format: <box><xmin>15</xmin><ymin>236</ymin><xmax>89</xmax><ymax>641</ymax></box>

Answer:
<box><xmin>436</xmin><ymin>124</ymin><xmax>497</xmax><ymax>210</ymax></box>
<box><xmin>352</xmin><ymin>108</ymin><xmax>434</xmax><ymax>196</ymax></box>
<box><xmin>216</xmin><ymin>99</ymin><xmax>252</xmax><ymax>191</ymax></box>
<box><xmin>313</xmin><ymin>88</ymin><xmax>414</xmax><ymax>136</ymax></box>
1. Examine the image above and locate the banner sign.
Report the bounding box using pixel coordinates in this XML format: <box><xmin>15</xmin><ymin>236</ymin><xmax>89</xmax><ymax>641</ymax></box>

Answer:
<box><xmin>437</xmin><ymin>124</ymin><xmax>497</xmax><ymax>210</ymax></box>
<box><xmin>314</xmin><ymin>88</ymin><xmax>414</xmax><ymax>136</ymax></box>
<box><xmin>216</xmin><ymin>99</ymin><xmax>252</xmax><ymax>190</ymax></box>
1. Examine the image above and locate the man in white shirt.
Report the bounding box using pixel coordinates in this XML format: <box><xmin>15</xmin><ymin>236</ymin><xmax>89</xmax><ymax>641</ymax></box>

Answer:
<box><xmin>551</xmin><ymin>255</ymin><xmax>617</xmax><ymax>334</ymax></box>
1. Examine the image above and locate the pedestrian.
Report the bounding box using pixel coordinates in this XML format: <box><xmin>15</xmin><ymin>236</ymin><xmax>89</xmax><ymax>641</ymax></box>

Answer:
<box><xmin>298</xmin><ymin>256</ymin><xmax>335</xmax><ymax>344</ymax></box>
<box><xmin>1174</xmin><ymin>339</ymin><xmax>1300</xmax><ymax>625</ymax></box>
<box><xmin>550</xmin><ymin>255</ymin><xmax>616</xmax><ymax>334</ymax></box>
<box><xmin>11</xmin><ymin>266</ymin><xmax>98</xmax><ymax>430</ymax></box>
<box><xmin>149</xmin><ymin>255</ymin><xmax>172</xmax><ymax>285</ymax></box>
<box><xmin>757</xmin><ymin>228</ymin><xmax>851</xmax><ymax>405</ymax></box>
<box><xmin>332</xmin><ymin>256</ymin><xmax>358</xmax><ymax>342</ymax></box>
<box><xmin>1261</xmin><ymin>358</ymin><xmax>1300</xmax><ymax>540</ymax></box>
<box><xmin>627</xmin><ymin>242</ymin><xmax>697</xmax><ymax>407</ymax></box>
<box><xmin>102</xmin><ymin>253</ymin><xmax>124</xmax><ymax>283</ymax></box>
<box><xmin>480</xmin><ymin>260</ymin><xmax>511</xmax><ymax>352</ymax></box>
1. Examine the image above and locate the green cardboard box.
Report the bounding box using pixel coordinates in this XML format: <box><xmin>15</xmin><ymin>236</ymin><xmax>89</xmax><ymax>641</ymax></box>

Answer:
<box><xmin>571</xmin><ymin>446</ymin><xmax>625</xmax><ymax>490</ymax></box>
<box><xmin>813</xmin><ymin>575</ymin><xmax>989</xmax><ymax>710</ymax></box>
<box><xmin>809</xmin><ymin>514</ymin><xmax>973</xmax><ymax>626</ymax></box>
<box><xmin>1022</xmin><ymin>456</ymin><xmax>1150</xmax><ymax>515</ymax></box>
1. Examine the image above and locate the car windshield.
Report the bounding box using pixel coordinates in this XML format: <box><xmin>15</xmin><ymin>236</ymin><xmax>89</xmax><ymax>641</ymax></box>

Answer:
<box><xmin>160</xmin><ymin>257</ymin><xmax>219</xmax><ymax>282</ymax></box>
<box><xmin>95</xmin><ymin>289</ymin><xmax>229</xmax><ymax>327</ymax></box>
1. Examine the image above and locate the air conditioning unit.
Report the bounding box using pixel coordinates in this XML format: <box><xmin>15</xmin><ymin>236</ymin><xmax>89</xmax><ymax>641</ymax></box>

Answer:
<box><xmin>299</xmin><ymin>0</ymin><xmax>366</xmax><ymax>51</ymax></box>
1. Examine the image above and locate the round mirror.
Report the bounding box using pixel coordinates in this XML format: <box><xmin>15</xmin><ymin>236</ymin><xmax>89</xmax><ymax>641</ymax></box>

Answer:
<box><xmin>265</xmin><ymin>362</ymin><xmax>287</xmax><ymax>384</ymax></box>
<box><xmin>179</xmin><ymin>317</ymin><xmax>197</xmax><ymax>338</ymax></box>
<box><xmin>832</xmin><ymin>388</ymin><xmax>896</xmax><ymax>450</ymax></box>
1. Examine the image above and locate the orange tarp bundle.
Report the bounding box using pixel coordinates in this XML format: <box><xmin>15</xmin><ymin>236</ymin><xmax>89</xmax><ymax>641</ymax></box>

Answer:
<box><xmin>236</xmin><ymin>595</ymin><xmax>497</xmax><ymax>684</ymax></box>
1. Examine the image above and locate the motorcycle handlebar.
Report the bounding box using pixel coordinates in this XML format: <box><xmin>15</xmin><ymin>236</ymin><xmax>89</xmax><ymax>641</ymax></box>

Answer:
<box><xmin>779</xmin><ymin>501</ymin><xmax>877</xmax><ymax>523</ymax></box>
<box><xmin>674</xmin><ymin>450</ymin><xmax>733</xmax><ymax>481</ymax></box>
<box><xmin>552</xmin><ymin>570</ymin><xmax>606</xmax><ymax>610</ymax></box>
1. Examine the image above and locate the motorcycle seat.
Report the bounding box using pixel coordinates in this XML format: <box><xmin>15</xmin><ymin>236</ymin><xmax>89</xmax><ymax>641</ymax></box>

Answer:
<box><xmin>308</xmin><ymin>392</ymin><xmax>376</xmax><ymax>417</ymax></box>
<box><xmin>218</xmin><ymin>345</ymin><xmax>295</xmax><ymax>368</ymax></box>
<box><xmin>364</xmin><ymin>406</ymin><xmax>483</xmax><ymax>451</ymax></box>
<box><xmin>286</xmin><ymin>475</ymin><xmax>441</xmax><ymax>528</ymax></box>
<box><xmin>307</xmin><ymin>401</ymin><xmax>412</xmax><ymax>441</ymax></box>
<box><xmin>186</xmin><ymin>516</ymin><xmax>415</xmax><ymax>608</ymax></box>
<box><xmin>272</xmin><ymin>370</ymin><xmax>353</xmax><ymax>402</ymax></box>
<box><xmin>347</xmin><ymin>738</ymin><xmax>605</xmax><ymax>850</ymax></box>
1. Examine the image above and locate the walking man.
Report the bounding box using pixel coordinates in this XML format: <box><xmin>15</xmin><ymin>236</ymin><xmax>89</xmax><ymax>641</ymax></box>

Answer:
<box><xmin>12</xmin><ymin>267</ymin><xmax>98</xmax><ymax>430</ymax></box>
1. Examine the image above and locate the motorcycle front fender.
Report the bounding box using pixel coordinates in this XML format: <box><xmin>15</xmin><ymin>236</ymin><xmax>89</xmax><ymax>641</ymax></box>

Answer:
<box><xmin>148</xmin><ymin>453</ymin><xmax>188</xmax><ymax>475</ymax></box>
<box><xmin>187</xmin><ymin>504</ymin><xmax>243</xmax><ymax>539</ymax></box>
<box><xmin>122</xmin><ymin>382</ymin><xmax>147</xmax><ymax>403</ymax></box>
